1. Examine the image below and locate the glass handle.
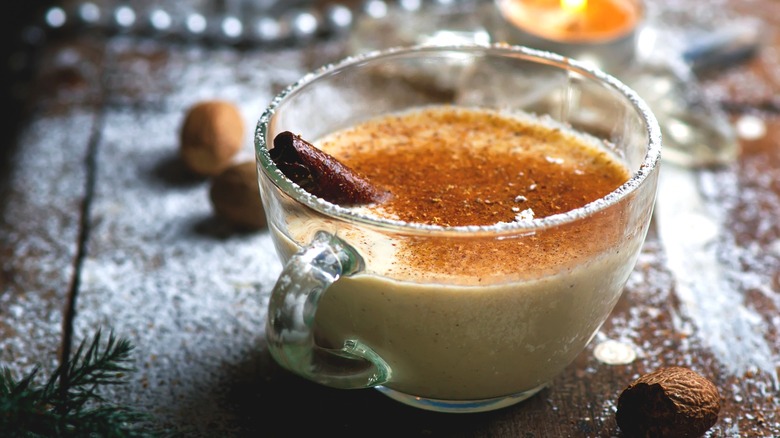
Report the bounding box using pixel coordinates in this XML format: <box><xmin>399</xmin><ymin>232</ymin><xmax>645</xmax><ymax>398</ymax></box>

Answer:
<box><xmin>265</xmin><ymin>231</ymin><xmax>391</xmax><ymax>388</ymax></box>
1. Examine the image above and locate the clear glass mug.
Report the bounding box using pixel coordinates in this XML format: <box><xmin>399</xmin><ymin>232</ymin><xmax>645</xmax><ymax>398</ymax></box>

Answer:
<box><xmin>254</xmin><ymin>44</ymin><xmax>661</xmax><ymax>413</ymax></box>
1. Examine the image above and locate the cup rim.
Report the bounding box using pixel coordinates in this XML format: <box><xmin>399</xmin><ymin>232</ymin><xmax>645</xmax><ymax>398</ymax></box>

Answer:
<box><xmin>254</xmin><ymin>43</ymin><xmax>662</xmax><ymax>236</ymax></box>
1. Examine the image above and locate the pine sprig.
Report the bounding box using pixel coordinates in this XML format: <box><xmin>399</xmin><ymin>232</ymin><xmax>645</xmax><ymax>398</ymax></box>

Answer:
<box><xmin>1</xmin><ymin>329</ymin><xmax>165</xmax><ymax>437</ymax></box>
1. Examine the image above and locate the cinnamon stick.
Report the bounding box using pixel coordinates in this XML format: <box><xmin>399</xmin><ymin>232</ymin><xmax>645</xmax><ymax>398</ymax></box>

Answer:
<box><xmin>270</xmin><ymin>131</ymin><xmax>390</xmax><ymax>205</ymax></box>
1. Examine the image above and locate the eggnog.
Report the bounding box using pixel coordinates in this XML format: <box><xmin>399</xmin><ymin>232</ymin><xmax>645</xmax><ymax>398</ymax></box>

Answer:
<box><xmin>273</xmin><ymin>106</ymin><xmax>647</xmax><ymax>401</ymax></box>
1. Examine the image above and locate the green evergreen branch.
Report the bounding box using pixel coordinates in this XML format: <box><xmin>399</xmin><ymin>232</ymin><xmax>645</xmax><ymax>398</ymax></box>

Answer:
<box><xmin>1</xmin><ymin>328</ymin><xmax>167</xmax><ymax>437</ymax></box>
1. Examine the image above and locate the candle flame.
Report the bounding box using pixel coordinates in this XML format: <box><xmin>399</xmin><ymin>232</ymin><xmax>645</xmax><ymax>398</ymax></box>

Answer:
<box><xmin>560</xmin><ymin>0</ymin><xmax>587</xmax><ymax>13</ymax></box>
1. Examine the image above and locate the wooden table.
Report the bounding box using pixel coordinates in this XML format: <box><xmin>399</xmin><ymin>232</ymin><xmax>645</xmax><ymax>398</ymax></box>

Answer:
<box><xmin>2</xmin><ymin>0</ymin><xmax>779</xmax><ymax>436</ymax></box>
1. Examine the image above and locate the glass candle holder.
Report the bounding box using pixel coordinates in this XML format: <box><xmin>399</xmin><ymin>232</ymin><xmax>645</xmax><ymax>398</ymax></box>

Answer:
<box><xmin>493</xmin><ymin>0</ymin><xmax>644</xmax><ymax>73</ymax></box>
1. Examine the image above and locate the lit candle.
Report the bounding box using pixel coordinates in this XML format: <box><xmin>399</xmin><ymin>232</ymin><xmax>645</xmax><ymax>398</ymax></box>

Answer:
<box><xmin>494</xmin><ymin>0</ymin><xmax>643</xmax><ymax>72</ymax></box>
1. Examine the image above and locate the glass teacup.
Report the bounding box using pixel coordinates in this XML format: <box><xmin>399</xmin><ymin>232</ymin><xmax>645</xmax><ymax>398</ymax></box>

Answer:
<box><xmin>255</xmin><ymin>44</ymin><xmax>661</xmax><ymax>413</ymax></box>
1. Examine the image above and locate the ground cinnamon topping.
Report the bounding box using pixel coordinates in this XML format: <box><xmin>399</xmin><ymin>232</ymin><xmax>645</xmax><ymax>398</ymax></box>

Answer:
<box><xmin>317</xmin><ymin>106</ymin><xmax>629</xmax><ymax>227</ymax></box>
<box><xmin>312</xmin><ymin>106</ymin><xmax>635</xmax><ymax>279</ymax></box>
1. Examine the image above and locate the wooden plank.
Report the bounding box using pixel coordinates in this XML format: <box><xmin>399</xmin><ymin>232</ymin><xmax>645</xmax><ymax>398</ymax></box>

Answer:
<box><xmin>0</xmin><ymin>35</ymin><xmax>108</xmax><ymax>378</ymax></box>
<box><xmin>70</xmin><ymin>39</ymin><xmax>306</xmax><ymax>435</ymax></box>
<box><xmin>0</xmin><ymin>88</ymin><xmax>98</xmax><ymax>381</ymax></box>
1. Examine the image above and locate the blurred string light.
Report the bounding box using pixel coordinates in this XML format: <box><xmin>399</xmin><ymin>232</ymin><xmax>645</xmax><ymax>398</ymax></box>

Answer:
<box><xmin>32</xmin><ymin>0</ymin><xmax>476</xmax><ymax>47</ymax></box>
<box><xmin>45</xmin><ymin>7</ymin><xmax>67</xmax><ymax>29</ymax></box>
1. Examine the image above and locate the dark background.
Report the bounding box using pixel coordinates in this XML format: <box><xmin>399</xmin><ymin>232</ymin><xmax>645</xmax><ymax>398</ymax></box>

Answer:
<box><xmin>1</xmin><ymin>1</ymin><xmax>52</xmax><ymax>154</ymax></box>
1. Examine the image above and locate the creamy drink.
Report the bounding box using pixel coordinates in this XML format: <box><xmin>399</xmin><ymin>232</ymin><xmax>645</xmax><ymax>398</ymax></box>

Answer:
<box><xmin>256</xmin><ymin>44</ymin><xmax>661</xmax><ymax>413</ymax></box>
<box><xmin>272</xmin><ymin>106</ymin><xmax>642</xmax><ymax>401</ymax></box>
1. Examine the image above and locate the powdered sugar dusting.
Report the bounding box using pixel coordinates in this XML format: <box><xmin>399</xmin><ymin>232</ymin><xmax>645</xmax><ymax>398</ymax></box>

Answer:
<box><xmin>593</xmin><ymin>340</ymin><xmax>637</xmax><ymax>365</ymax></box>
<box><xmin>66</xmin><ymin>43</ymin><xmax>307</xmax><ymax>434</ymax></box>
<box><xmin>0</xmin><ymin>111</ymin><xmax>94</xmax><ymax>378</ymax></box>
<box><xmin>74</xmin><ymin>107</ymin><xmax>283</xmax><ymax>433</ymax></box>
<box><xmin>656</xmin><ymin>164</ymin><xmax>779</xmax><ymax>384</ymax></box>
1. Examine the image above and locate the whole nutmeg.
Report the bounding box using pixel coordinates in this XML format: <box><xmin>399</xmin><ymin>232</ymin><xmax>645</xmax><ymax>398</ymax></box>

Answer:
<box><xmin>616</xmin><ymin>366</ymin><xmax>721</xmax><ymax>438</ymax></box>
<box><xmin>209</xmin><ymin>161</ymin><xmax>267</xmax><ymax>230</ymax></box>
<box><xmin>180</xmin><ymin>100</ymin><xmax>244</xmax><ymax>176</ymax></box>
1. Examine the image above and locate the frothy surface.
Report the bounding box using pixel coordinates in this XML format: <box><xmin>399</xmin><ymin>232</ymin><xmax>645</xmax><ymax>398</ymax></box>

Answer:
<box><xmin>309</xmin><ymin>106</ymin><xmax>633</xmax><ymax>280</ymax></box>
<box><xmin>316</xmin><ymin>106</ymin><xmax>629</xmax><ymax>226</ymax></box>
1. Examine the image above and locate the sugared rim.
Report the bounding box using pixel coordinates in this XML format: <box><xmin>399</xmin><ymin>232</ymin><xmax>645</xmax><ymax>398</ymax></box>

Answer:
<box><xmin>254</xmin><ymin>43</ymin><xmax>662</xmax><ymax>236</ymax></box>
